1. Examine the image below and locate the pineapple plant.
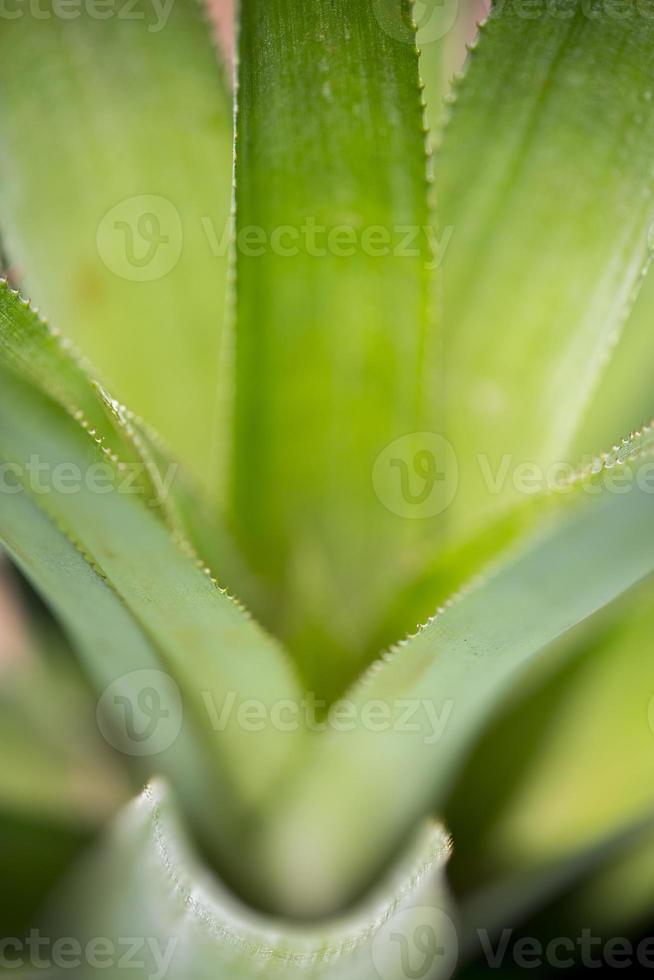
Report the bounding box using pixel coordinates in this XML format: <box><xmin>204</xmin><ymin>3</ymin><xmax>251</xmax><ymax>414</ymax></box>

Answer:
<box><xmin>2</xmin><ymin>0</ymin><xmax>654</xmax><ymax>976</ymax></box>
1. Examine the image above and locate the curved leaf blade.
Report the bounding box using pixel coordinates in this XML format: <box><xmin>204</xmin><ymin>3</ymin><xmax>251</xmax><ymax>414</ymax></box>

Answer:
<box><xmin>437</xmin><ymin>0</ymin><xmax>654</xmax><ymax>533</ymax></box>
<box><xmin>0</xmin><ymin>625</ymin><xmax>127</xmax><ymax>938</ymax></box>
<box><xmin>0</xmin><ymin>286</ymin><xmax>302</xmax><ymax>891</ymax></box>
<box><xmin>44</xmin><ymin>779</ymin><xmax>453</xmax><ymax>980</ymax></box>
<box><xmin>0</xmin><ymin>0</ymin><xmax>233</xmax><ymax>490</ymax></box>
<box><xmin>257</xmin><ymin>431</ymin><xmax>654</xmax><ymax>915</ymax></box>
<box><xmin>0</xmin><ymin>276</ymin><xmax>260</xmax><ymax>607</ymax></box>
<box><xmin>230</xmin><ymin>0</ymin><xmax>436</xmax><ymax>695</ymax></box>
<box><xmin>573</xmin><ymin>268</ymin><xmax>654</xmax><ymax>457</ymax></box>
<box><xmin>451</xmin><ymin>577</ymin><xmax>654</xmax><ymax>941</ymax></box>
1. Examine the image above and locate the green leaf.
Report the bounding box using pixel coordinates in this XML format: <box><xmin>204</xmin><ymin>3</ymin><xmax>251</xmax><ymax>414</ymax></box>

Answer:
<box><xmin>418</xmin><ymin>0</ymin><xmax>489</xmax><ymax>138</ymax></box>
<box><xmin>0</xmin><ymin>281</ymin><xmax>157</xmax><ymax>497</ymax></box>
<box><xmin>0</xmin><ymin>285</ymin><xmax>302</xmax><ymax>893</ymax></box>
<box><xmin>573</xmin><ymin>267</ymin><xmax>654</xmax><ymax>458</ymax></box>
<box><xmin>558</xmin><ymin>818</ymin><xmax>654</xmax><ymax>936</ymax></box>
<box><xmin>479</xmin><ymin>591</ymin><xmax>654</xmax><ymax>862</ymax></box>
<box><xmin>449</xmin><ymin>578</ymin><xmax>654</xmax><ymax>940</ymax></box>
<box><xmin>0</xmin><ymin>644</ymin><xmax>127</xmax><ymax>938</ymax></box>
<box><xmin>256</xmin><ymin>430</ymin><xmax>654</xmax><ymax>916</ymax></box>
<box><xmin>1</xmin><ymin>480</ymin><xmax>243</xmax><ymax>868</ymax></box>
<box><xmin>369</xmin><ymin>483</ymin><xmax>571</xmax><ymax>655</ymax></box>
<box><xmin>0</xmin><ymin>0</ymin><xmax>232</xmax><ymax>491</ymax></box>
<box><xmin>44</xmin><ymin>779</ymin><xmax>453</xmax><ymax>980</ymax></box>
<box><xmin>457</xmin><ymin>815</ymin><xmax>654</xmax><ymax>952</ymax></box>
<box><xmin>0</xmin><ymin>659</ymin><xmax>126</xmax><ymax>825</ymax></box>
<box><xmin>437</xmin><ymin>0</ymin><xmax>654</xmax><ymax>535</ymax></box>
<box><xmin>0</xmin><ymin>277</ymin><xmax>257</xmax><ymax>608</ymax></box>
<box><xmin>0</xmin><ymin>561</ymin><xmax>30</xmax><ymax>668</ymax></box>
<box><xmin>229</xmin><ymin>0</ymin><xmax>436</xmax><ymax>696</ymax></box>
<box><xmin>0</xmin><ymin>811</ymin><xmax>91</xmax><ymax>943</ymax></box>
<box><xmin>123</xmin><ymin>408</ymin><xmax>272</xmax><ymax>619</ymax></box>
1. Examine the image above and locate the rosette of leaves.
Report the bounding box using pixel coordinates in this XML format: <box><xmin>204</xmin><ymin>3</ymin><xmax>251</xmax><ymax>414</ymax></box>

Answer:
<box><xmin>2</xmin><ymin>1</ymin><xmax>654</xmax><ymax>978</ymax></box>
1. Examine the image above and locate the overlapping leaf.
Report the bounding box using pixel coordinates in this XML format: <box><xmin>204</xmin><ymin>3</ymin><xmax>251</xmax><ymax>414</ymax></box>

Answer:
<box><xmin>379</xmin><ymin>0</ymin><xmax>654</xmax><ymax>649</ymax></box>
<box><xmin>0</xmin><ymin>283</ymin><xmax>302</xmax><ymax>894</ymax></box>
<box><xmin>574</xmin><ymin>267</ymin><xmax>654</xmax><ymax>458</ymax></box>
<box><xmin>437</xmin><ymin>0</ymin><xmax>654</xmax><ymax>537</ymax></box>
<box><xmin>0</xmin><ymin>283</ymin><xmax>257</xmax><ymax>604</ymax></box>
<box><xmin>445</xmin><ymin>584</ymin><xmax>654</xmax><ymax>942</ymax></box>
<box><xmin>0</xmin><ymin>0</ymin><xmax>232</xmax><ymax>490</ymax></box>
<box><xmin>230</xmin><ymin>0</ymin><xmax>438</xmax><ymax>697</ymax></box>
<box><xmin>0</xmin><ymin>632</ymin><xmax>127</xmax><ymax>938</ymax></box>
<box><xmin>256</xmin><ymin>430</ymin><xmax>654</xmax><ymax>916</ymax></box>
<box><xmin>2</xmin><ymin>0</ymin><xmax>654</xmax><ymax>968</ymax></box>
<box><xmin>43</xmin><ymin>780</ymin><xmax>453</xmax><ymax>980</ymax></box>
